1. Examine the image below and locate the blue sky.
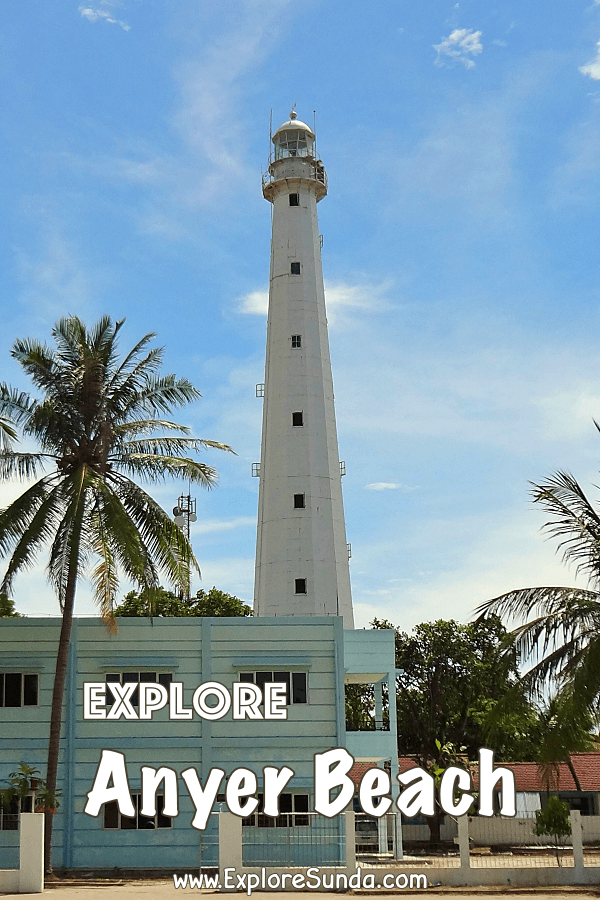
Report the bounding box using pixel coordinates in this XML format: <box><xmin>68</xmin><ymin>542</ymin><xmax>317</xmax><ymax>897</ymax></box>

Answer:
<box><xmin>2</xmin><ymin>0</ymin><xmax>600</xmax><ymax>630</ymax></box>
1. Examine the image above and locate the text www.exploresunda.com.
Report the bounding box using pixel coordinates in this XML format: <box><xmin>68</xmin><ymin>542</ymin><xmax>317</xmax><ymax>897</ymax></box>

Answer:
<box><xmin>173</xmin><ymin>868</ymin><xmax>429</xmax><ymax>893</ymax></box>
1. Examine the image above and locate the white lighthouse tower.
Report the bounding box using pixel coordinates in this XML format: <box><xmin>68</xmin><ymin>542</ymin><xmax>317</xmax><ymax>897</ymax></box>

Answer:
<box><xmin>254</xmin><ymin>109</ymin><xmax>354</xmax><ymax>629</ymax></box>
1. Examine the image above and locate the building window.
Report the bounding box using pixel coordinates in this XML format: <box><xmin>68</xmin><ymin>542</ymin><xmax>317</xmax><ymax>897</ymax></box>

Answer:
<box><xmin>292</xmin><ymin>411</ymin><xmax>303</xmax><ymax>427</ymax></box>
<box><xmin>294</xmin><ymin>493</ymin><xmax>305</xmax><ymax>509</ymax></box>
<box><xmin>105</xmin><ymin>672</ymin><xmax>173</xmax><ymax>708</ymax></box>
<box><xmin>291</xmin><ymin>335</ymin><xmax>302</xmax><ymax>348</ymax></box>
<box><xmin>289</xmin><ymin>193</ymin><xmax>300</xmax><ymax>206</ymax></box>
<box><xmin>0</xmin><ymin>673</ymin><xmax>38</xmax><ymax>708</ymax></box>
<box><xmin>239</xmin><ymin>671</ymin><xmax>307</xmax><ymax>705</ymax></box>
<box><xmin>103</xmin><ymin>794</ymin><xmax>172</xmax><ymax>830</ymax></box>
<box><xmin>295</xmin><ymin>578</ymin><xmax>307</xmax><ymax>594</ymax></box>
<box><xmin>0</xmin><ymin>795</ymin><xmax>33</xmax><ymax>831</ymax></box>
<box><xmin>243</xmin><ymin>793</ymin><xmax>309</xmax><ymax>827</ymax></box>
<box><xmin>290</xmin><ymin>262</ymin><xmax>301</xmax><ymax>275</ymax></box>
<box><xmin>255</xmin><ymin>383</ymin><xmax>265</xmax><ymax>397</ymax></box>
<box><xmin>252</xmin><ymin>462</ymin><xmax>261</xmax><ymax>477</ymax></box>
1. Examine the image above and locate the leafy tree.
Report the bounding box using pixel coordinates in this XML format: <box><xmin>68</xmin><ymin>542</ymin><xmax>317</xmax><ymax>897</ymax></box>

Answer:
<box><xmin>0</xmin><ymin>316</ymin><xmax>232</xmax><ymax>871</ymax></box>
<box><xmin>345</xmin><ymin>683</ymin><xmax>375</xmax><ymax>731</ymax></box>
<box><xmin>477</xmin><ymin>470</ymin><xmax>600</xmax><ymax>746</ymax></box>
<box><xmin>114</xmin><ymin>585</ymin><xmax>252</xmax><ymax>617</ymax></box>
<box><xmin>373</xmin><ymin>616</ymin><xmax>541</xmax><ymax>843</ymax></box>
<box><xmin>534</xmin><ymin>795</ymin><xmax>572</xmax><ymax>866</ymax></box>
<box><xmin>0</xmin><ymin>592</ymin><xmax>20</xmax><ymax>617</ymax></box>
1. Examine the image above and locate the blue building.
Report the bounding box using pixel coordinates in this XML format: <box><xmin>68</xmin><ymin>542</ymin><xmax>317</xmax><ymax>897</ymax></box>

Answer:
<box><xmin>0</xmin><ymin>614</ymin><xmax>397</xmax><ymax>871</ymax></box>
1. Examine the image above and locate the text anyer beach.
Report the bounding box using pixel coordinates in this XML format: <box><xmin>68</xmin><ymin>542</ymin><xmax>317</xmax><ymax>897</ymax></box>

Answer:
<box><xmin>82</xmin><ymin>679</ymin><xmax>517</xmax><ymax>830</ymax></box>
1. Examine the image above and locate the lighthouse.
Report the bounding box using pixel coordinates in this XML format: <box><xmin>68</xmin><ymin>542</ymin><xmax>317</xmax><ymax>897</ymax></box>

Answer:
<box><xmin>253</xmin><ymin>109</ymin><xmax>354</xmax><ymax>629</ymax></box>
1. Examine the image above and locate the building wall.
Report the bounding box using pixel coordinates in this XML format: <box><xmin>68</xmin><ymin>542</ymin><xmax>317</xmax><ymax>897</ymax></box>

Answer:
<box><xmin>0</xmin><ymin>616</ymin><xmax>348</xmax><ymax>870</ymax></box>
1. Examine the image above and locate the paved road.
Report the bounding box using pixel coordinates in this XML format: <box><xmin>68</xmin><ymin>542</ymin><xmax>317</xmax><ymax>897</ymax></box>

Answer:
<box><xmin>2</xmin><ymin>882</ymin><xmax>599</xmax><ymax>899</ymax></box>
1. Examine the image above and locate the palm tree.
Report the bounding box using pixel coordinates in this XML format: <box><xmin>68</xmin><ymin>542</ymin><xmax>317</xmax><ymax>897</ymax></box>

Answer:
<box><xmin>0</xmin><ymin>315</ymin><xmax>233</xmax><ymax>872</ymax></box>
<box><xmin>0</xmin><ymin>415</ymin><xmax>17</xmax><ymax>450</ymax></box>
<box><xmin>477</xmin><ymin>470</ymin><xmax>600</xmax><ymax>750</ymax></box>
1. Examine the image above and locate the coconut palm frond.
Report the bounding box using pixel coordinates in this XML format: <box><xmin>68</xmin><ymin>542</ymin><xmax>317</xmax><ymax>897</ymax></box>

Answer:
<box><xmin>530</xmin><ymin>472</ymin><xmax>600</xmax><ymax>587</ymax></box>
<box><xmin>0</xmin><ymin>416</ymin><xmax>18</xmax><ymax>450</ymax></box>
<box><xmin>476</xmin><ymin>585</ymin><xmax>600</xmax><ymax>625</ymax></box>
<box><xmin>0</xmin><ymin>479</ymin><xmax>68</xmax><ymax>597</ymax></box>
<box><xmin>111</xmin><ymin>474</ymin><xmax>200</xmax><ymax>589</ymax></box>
<box><xmin>118</xmin><ymin>437</ymin><xmax>234</xmax><ymax>458</ymax></box>
<box><xmin>115</xmin><ymin>453</ymin><xmax>220</xmax><ymax>487</ymax></box>
<box><xmin>478</xmin><ymin>469</ymin><xmax>600</xmax><ymax>742</ymax></box>
<box><xmin>0</xmin><ymin>451</ymin><xmax>49</xmax><ymax>480</ymax></box>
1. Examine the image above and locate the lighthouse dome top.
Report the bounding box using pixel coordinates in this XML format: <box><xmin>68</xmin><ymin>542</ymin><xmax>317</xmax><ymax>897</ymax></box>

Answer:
<box><xmin>272</xmin><ymin>108</ymin><xmax>315</xmax><ymax>159</ymax></box>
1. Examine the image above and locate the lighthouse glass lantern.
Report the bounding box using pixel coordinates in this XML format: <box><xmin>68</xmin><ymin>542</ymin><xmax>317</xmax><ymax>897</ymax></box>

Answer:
<box><xmin>273</xmin><ymin>123</ymin><xmax>314</xmax><ymax>159</ymax></box>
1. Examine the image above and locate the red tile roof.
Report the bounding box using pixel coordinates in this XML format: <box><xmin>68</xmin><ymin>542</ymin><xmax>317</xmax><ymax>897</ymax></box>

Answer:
<box><xmin>350</xmin><ymin>752</ymin><xmax>600</xmax><ymax>792</ymax></box>
<box><xmin>499</xmin><ymin>753</ymin><xmax>600</xmax><ymax>792</ymax></box>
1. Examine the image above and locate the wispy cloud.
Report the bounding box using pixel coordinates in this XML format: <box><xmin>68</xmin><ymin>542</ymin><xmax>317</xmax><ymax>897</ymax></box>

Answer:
<box><xmin>549</xmin><ymin>117</ymin><xmax>600</xmax><ymax>207</ymax></box>
<box><xmin>79</xmin><ymin>5</ymin><xmax>130</xmax><ymax>31</ymax></box>
<box><xmin>434</xmin><ymin>28</ymin><xmax>483</xmax><ymax>69</ymax></box>
<box><xmin>580</xmin><ymin>40</ymin><xmax>600</xmax><ymax>80</ymax></box>
<box><xmin>365</xmin><ymin>483</ymin><xmax>418</xmax><ymax>492</ymax></box>
<box><xmin>389</xmin><ymin>97</ymin><xmax>514</xmax><ymax>218</ymax></box>
<box><xmin>171</xmin><ymin>0</ymin><xmax>295</xmax><ymax>205</ymax></box>
<box><xmin>16</xmin><ymin>229</ymin><xmax>93</xmax><ymax>321</ymax></box>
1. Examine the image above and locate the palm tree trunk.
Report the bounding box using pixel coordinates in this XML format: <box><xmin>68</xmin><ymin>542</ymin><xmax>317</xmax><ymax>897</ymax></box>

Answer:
<box><xmin>44</xmin><ymin>475</ymin><xmax>85</xmax><ymax>875</ymax></box>
<box><xmin>44</xmin><ymin>561</ymin><xmax>78</xmax><ymax>874</ymax></box>
<box><xmin>565</xmin><ymin>754</ymin><xmax>582</xmax><ymax>792</ymax></box>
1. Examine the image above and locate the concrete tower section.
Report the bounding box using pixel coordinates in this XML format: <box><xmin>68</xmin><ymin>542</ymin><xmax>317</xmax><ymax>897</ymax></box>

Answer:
<box><xmin>254</xmin><ymin>110</ymin><xmax>354</xmax><ymax>628</ymax></box>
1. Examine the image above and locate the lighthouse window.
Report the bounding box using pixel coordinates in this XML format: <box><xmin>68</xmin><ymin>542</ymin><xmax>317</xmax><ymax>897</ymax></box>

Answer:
<box><xmin>289</xmin><ymin>193</ymin><xmax>299</xmax><ymax>206</ymax></box>
<box><xmin>290</xmin><ymin>262</ymin><xmax>301</xmax><ymax>275</ymax></box>
<box><xmin>292</xmin><ymin>412</ymin><xmax>304</xmax><ymax>427</ymax></box>
<box><xmin>291</xmin><ymin>335</ymin><xmax>302</xmax><ymax>348</ymax></box>
<box><xmin>294</xmin><ymin>493</ymin><xmax>305</xmax><ymax>509</ymax></box>
<box><xmin>295</xmin><ymin>578</ymin><xmax>307</xmax><ymax>594</ymax></box>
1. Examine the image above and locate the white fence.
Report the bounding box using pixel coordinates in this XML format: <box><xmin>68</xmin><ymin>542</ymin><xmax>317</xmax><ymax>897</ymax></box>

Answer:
<box><xmin>400</xmin><ymin>813</ymin><xmax>600</xmax><ymax>848</ymax></box>
<box><xmin>0</xmin><ymin>813</ymin><xmax>44</xmax><ymax>894</ymax></box>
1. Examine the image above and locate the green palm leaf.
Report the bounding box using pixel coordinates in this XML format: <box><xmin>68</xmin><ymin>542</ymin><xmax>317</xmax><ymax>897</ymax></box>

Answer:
<box><xmin>477</xmin><ymin>470</ymin><xmax>600</xmax><ymax>736</ymax></box>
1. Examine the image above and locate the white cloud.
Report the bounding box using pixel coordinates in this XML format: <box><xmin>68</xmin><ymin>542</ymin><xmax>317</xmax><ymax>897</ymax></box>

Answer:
<box><xmin>433</xmin><ymin>28</ymin><xmax>483</xmax><ymax>69</ymax></box>
<box><xmin>237</xmin><ymin>280</ymin><xmax>390</xmax><ymax>323</ymax></box>
<box><xmin>365</xmin><ymin>482</ymin><xmax>418</xmax><ymax>492</ymax></box>
<box><xmin>79</xmin><ymin>6</ymin><xmax>130</xmax><ymax>31</ymax></box>
<box><xmin>191</xmin><ymin>516</ymin><xmax>256</xmax><ymax>536</ymax></box>
<box><xmin>239</xmin><ymin>288</ymin><xmax>268</xmax><ymax>315</ymax></box>
<box><xmin>580</xmin><ymin>40</ymin><xmax>600</xmax><ymax>80</ymax></box>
